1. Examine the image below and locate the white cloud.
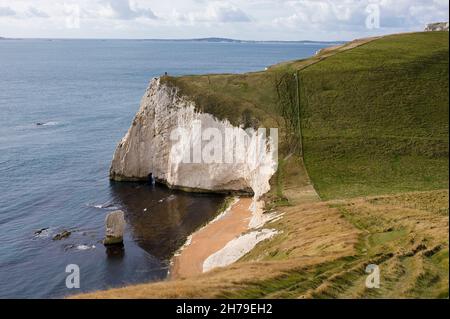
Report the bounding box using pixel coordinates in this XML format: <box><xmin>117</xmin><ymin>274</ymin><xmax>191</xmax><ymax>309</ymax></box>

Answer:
<box><xmin>0</xmin><ymin>0</ymin><xmax>448</xmax><ymax>40</ymax></box>
<box><xmin>0</xmin><ymin>6</ymin><xmax>15</xmax><ymax>17</ymax></box>
<box><xmin>206</xmin><ymin>2</ymin><xmax>250</xmax><ymax>22</ymax></box>
<box><xmin>273</xmin><ymin>0</ymin><xmax>365</xmax><ymax>31</ymax></box>
<box><xmin>27</xmin><ymin>7</ymin><xmax>50</xmax><ymax>18</ymax></box>
<box><xmin>98</xmin><ymin>0</ymin><xmax>157</xmax><ymax>20</ymax></box>
<box><xmin>170</xmin><ymin>2</ymin><xmax>250</xmax><ymax>24</ymax></box>
<box><xmin>273</xmin><ymin>0</ymin><xmax>449</xmax><ymax>32</ymax></box>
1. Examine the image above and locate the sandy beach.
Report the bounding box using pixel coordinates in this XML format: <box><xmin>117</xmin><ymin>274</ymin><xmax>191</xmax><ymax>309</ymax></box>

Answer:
<box><xmin>171</xmin><ymin>197</ymin><xmax>254</xmax><ymax>279</ymax></box>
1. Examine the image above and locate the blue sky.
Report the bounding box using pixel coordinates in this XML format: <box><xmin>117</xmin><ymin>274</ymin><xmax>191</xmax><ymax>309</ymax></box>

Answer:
<box><xmin>0</xmin><ymin>0</ymin><xmax>448</xmax><ymax>40</ymax></box>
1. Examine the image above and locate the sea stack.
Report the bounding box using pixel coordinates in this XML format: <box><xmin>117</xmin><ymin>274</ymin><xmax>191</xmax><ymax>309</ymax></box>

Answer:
<box><xmin>104</xmin><ymin>210</ymin><xmax>126</xmax><ymax>246</ymax></box>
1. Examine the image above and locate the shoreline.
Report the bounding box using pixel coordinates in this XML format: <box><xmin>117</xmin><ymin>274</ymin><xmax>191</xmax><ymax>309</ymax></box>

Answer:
<box><xmin>170</xmin><ymin>197</ymin><xmax>279</xmax><ymax>279</ymax></box>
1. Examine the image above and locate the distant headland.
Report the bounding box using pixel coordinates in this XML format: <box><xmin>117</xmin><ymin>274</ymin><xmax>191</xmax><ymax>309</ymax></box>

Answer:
<box><xmin>128</xmin><ymin>37</ymin><xmax>345</xmax><ymax>45</ymax></box>
<box><xmin>0</xmin><ymin>36</ymin><xmax>343</xmax><ymax>44</ymax></box>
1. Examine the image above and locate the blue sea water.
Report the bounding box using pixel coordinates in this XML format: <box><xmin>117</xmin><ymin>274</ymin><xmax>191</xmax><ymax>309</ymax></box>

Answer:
<box><xmin>0</xmin><ymin>39</ymin><xmax>331</xmax><ymax>298</ymax></box>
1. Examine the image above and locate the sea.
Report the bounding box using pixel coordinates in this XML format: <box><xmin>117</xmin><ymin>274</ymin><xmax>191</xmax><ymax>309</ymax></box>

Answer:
<box><xmin>0</xmin><ymin>39</ymin><xmax>333</xmax><ymax>298</ymax></box>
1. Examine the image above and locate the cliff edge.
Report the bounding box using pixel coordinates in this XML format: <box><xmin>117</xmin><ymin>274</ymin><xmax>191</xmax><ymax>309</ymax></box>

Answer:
<box><xmin>110</xmin><ymin>78</ymin><xmax>277</xmax><ymax>199</ymax></box>
<box><xmin>78</xmin><ymin>32</ymin><xmax>448</xmax><ymax>299</ymax></box>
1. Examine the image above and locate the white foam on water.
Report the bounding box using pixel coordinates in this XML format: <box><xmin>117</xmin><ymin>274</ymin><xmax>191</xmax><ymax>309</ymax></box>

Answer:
<box><xmin>42</xmin><ymin>121</ymin><xmax>59</xmax><ymax>126</ymax></box>
<box><xmin>173</xmin><ymin>234</ymin><xmax>193</xmax><ymax>257</ymax></box>
<box><xmin>209</xmin><ymin>197</ymin><xmax>239</xmax><ymax>224</ymax></box>
<box><xmin>76</xmin><ymin>244</ymin><xmax>96</xmax><ymax>250</ymax></box>
<box><xmin>33</xmin><ymin>228</ymin><xmax>52</xmax><ymax>239</ymax></box>
<box><xmin>167</xmin><ymin>195</ymin><xmax>176</xmax><ymax>201</ymax></box>
<box><xmin>87</xmin><ymin>201</ymin><xmax>118</xmax><ymax>210</ymax></box>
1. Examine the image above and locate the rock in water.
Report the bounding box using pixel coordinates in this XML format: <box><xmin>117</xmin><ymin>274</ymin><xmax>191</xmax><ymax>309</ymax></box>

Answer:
<box><xmin>104</xmin><ymin>210</ymin><xmax>126</xmax><ymax>245</ymax></box>
<box><xmin>53</xmin><ymin>230</ymin><xmax>71</xmax><ymax>240</ymax></box>
<box><xmin>34</xmin><ymin>227</ymin><xmax>49</xmax><ymax>235</ymax></box>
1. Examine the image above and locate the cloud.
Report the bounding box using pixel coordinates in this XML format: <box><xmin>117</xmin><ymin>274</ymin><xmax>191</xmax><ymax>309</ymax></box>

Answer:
<box><xmin>0</xmin><ymin>0</ymin><xmax>448</xmax><ymax>40</ymax></box>
<box><xmin>172</xmin><ymin>2</ymin><xmax>251</xmax><ymax>23</ymax></box>
<box><xmin>0</xmin><ymin>6</ymin><xmax>15</xmax><ymax>17</ymax></box>
<box><xmin>273</xmin><ymin>0</ymin><xmax>362</xmax><ymax>30</ymax></box>
<box><xmin>99</xmin><ymin>0</ymin><xmax>157</xmax><ymax>20</ymax></box>
<box><xmin>207</xmin><ymin>2</ymin><xmax>251</xmax><ymax>22</ymax></box>
<box><xmin>27</xmin><ymin>7</ymin><xmax>49</xmax><ymax>18</ymax></box>
<box><xmin>273</xmin><ymin>0</ymin><xmax>449</xmax><ymax>31</ymax></box>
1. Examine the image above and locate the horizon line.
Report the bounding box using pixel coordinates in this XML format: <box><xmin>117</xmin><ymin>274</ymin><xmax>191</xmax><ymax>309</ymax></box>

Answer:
<box><xmin>0</xmin><ymin>36</ymin><xmax>347</xmax><ymax>43</ymax></box>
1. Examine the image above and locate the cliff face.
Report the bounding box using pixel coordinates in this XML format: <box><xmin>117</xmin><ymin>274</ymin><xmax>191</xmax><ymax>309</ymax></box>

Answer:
<box><xmin>425</xmin><ymin>22</ymin><xmax>449</xmax><ymax>31</ymax></box>
<box><xmin>110</xmin><ymin>78</ymin><xmax>277</xmax><ymax>200</ymax></box>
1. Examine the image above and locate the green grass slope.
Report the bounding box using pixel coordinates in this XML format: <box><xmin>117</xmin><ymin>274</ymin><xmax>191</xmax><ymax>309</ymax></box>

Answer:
<box><xmin>163</xmin><ymin>32</ymin><xmax>449</xmax><ymax>201</ymax></box>
<box><xmin>77</xmin><ymin>32</ymin><xmax>449</xmax><ymax>299</ymax></box>
<box><xmin>299</xmin><ymin>32</ymin><xmax>449</xmax><ymax>199</ymax></box>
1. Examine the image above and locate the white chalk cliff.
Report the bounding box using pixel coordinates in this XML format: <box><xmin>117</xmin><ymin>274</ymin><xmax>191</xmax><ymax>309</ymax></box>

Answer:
<box><xmin>110</xmin><ymin>78</ymin><xmax>277</xmax><ymax>201</ymax></box>
<box><xmin>424</xmin><ymin>22</ymin><xmax>449</xmax><ymax>32</ymax></box>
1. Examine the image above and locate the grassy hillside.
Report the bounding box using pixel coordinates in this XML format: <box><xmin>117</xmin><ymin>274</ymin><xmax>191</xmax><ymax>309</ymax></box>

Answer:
<box><xmin>162</xmin><ymin>32</ymin><xmax>449</xmax><ymax>201</ymax></box>
<box><xmin>76</xmin><ymin>189</ymin><xmax>448</xmax><ymax>299</ymax></box>
<box><xmin>77</xmin><ymin>32</ymin><xmax>448</xmax><ymax>299</ymax></box>
<box><xmin>299</xmin><ymin>32</ymin><xmax>449</xmax><ymax>199</ymax></box>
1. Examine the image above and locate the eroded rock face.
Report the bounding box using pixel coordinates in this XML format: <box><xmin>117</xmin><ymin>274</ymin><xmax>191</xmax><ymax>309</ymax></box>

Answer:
<box><xmin>110</xmin><ymin>78</ymin><xmax>277</xmax><ymax>200</ymax></box>
<box><xmin>425</xmin><ymin>22</ymin><xmax>449</xmax><ymax>32</ymax></box>
<box><xmin>104</xmin><ymin>210</ymin><xmax>126</xmax><ymax>245</ymax></box>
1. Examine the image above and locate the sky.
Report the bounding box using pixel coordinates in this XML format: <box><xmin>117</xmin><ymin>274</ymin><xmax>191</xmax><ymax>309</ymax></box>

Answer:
<box><xmin>0</xmin><ymin>0</ymin><xmax>448</xmax><ymax>41</ymax></box>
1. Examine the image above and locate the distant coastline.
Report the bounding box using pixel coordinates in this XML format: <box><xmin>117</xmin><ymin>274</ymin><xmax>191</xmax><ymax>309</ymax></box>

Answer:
<box><xmin>148</xmin><ymin>37</ymin><xmax>345</xmax><ymax>45</ymax></box>
<box><xmin>0</xmin><ymin>36</ymin><xmax>345</xmax><ymax>45</ymax></box>
<box><xmin>0</xmin><ymin>36</ymin><xmax>20</xmax><ymax>40</ymax></box>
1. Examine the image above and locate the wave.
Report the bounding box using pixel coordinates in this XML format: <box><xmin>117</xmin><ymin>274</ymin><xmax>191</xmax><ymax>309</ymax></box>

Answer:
<box><xmin>167</xmin><ymin>194</ymin><xmax>176</xmax><ymax>201</ymax></box>
<box><xmin>35</xmin><ymin>121</ymin><xmax>60</xmax><ymax>127</ymax></box>
<box><xmin>75</xmin><ymin>244</ymin><xmax>96</xmax><ymax>251</ymax></box>
<box><xmin>87</xmin><ymin>201</ymin><xmax>119</xmax><ymax>210</ymax></box>
<box><xmin>63</xmin><ymin>244</ymin><xmax>96</xmax><ymax>251</ymax></box>
<box><xmin>157</xmin><ymin>194</ymin><xmax>177</xmax><ymax>204</ymax></box>
<box><xmin>33</xmin><ymin>227</ymin><xmax>53</xmax><ymax>239</ymax></box>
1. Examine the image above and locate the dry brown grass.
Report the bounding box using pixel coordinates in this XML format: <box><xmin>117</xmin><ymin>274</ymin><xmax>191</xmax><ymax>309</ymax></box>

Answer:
<box><xmin>73</xmin><ymin>197</ymin><xmax>360</xmax><ymax>298</ymax></box>
<box><xmin>74</xmin><ymin>189</ymin><xmax>448</xmax><ymax>299</ymax></box>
